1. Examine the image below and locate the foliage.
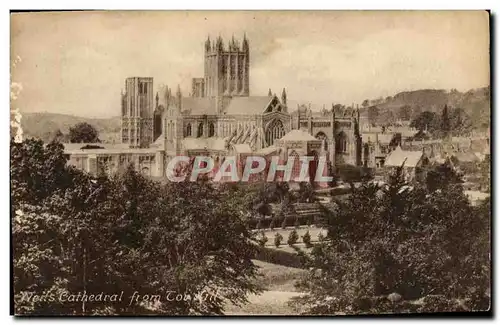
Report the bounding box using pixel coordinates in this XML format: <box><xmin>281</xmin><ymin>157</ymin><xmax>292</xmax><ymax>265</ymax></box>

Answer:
<box><xmin>69</xmin><ymin>122</ymin><xmax>100</xmax><ymax>143</ymax></box>
<box><xmin>410</xmin><ymin>111</ymin><xmax>439</xmax><ymax>134</ymax></box>
<box><xmin>274</xmin><ymin>233</ymin><xmax>283</xmax><ymax>248</ymax></box>
<box><xmin>367</xmin><ymin>106</ymin><xmax>379</xmax><ymax>125</ymax></box>
<box><xmin>258</xmin><ymin>232</ymin><xmax>268</xmax><ymax>247</ymax></box>
<box><xmin>302</xmin><ymin>231</ymin><xmax>312</xmax><ymax>248</ymax></box>
<box><xmin>11</xmin><ymin>139</ymin><xmax>261</xmax><ymax>315</ymax></box>
<box><xmin>287</xmin><ymin>230</ymin><xmax>299</xmax><ymax>247</ymax></box>
<box><xmin>292</xmin><ymin>165</ymin><xmax>490</xmax><ymax>314</ymax></box>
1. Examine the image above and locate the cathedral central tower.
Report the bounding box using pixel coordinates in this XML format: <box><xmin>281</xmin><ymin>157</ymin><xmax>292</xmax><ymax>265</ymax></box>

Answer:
<box><xmin>192</xmin><ymin>34</ymin><xmax>250</xmax><ymax>98</ymax></box>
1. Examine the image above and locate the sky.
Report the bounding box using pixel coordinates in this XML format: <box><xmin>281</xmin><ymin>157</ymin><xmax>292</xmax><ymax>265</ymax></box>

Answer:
<box><xmin>11</xmin><ymin>11</ymin><xmax>490</xmax><ymax>118</ymax></box>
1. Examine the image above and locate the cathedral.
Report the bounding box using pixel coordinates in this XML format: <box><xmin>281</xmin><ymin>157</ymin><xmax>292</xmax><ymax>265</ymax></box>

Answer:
<box><xmin>70</xmin><ymin>34</ymin><xmax>363</xmax><ymax>182</ymax></box>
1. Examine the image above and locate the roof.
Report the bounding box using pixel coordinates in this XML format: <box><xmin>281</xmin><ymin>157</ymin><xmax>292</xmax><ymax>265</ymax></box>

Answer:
<box><xmin>385</xmin><ymin>146</ymin><xmax>424</xmax><ymax>168</ymax></box>
<box><xmin>280</xmin><ymin>129</ymin><xmax>317</xmax><ymax>142</ymax></box>
<box><xmin>182</xmin><ymin>137</ymin><xmax>227</xmax><ymax>151</ymax></box>
<box><xmin>63</xmin><ymin>143</ymin><xmax>160</xmax><ymax>155</ymax></box>
<box><xmin>232</xmin><ymin>143</ymin><xmax>252</xmax><ymax>153</ymax></box>
<box><xmin>377</xmin><ymin>134</ymin><xmax>394</xmax><ymax>145</ymax></box>
<box><xmin>224</xmin><ymin>96</ymin><xmax>273</xmax><ymax>115</ymax></box>
<box><xmin>453</xmin><ymin>152</ymin><xmax>480</xmax><ymax>163</ymax></box>
<box><xmin>255</xmin><ymin>146</ymin><xmax>278</xmax><ymax>156</ymax></box>
<box><xmin>181</xmin><ymin>97</ymin><xmax>217</xmax><ymax>115</ymax></box>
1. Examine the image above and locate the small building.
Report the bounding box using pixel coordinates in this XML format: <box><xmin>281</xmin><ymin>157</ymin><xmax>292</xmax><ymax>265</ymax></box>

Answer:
<box><xmin>384</xmin><ymin>146</ymin><xmax>429</xmax><ymax>182</ymax></box>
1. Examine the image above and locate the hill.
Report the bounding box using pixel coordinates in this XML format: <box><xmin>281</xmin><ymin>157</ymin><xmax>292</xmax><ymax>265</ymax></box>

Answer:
<box><xmin>19</xmin><ymin>112</ymin><xmax>121</xmax><ymax>143</ymax></box>
<box><xmin>362</xmin><ymin>87</ymin><xmax>490</xmax><ymax>130</ymax></box>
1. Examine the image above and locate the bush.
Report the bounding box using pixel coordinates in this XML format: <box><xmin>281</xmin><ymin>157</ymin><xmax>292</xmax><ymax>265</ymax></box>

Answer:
<box><xmin>287</xmin><ymin>229</ymin><xmax>299</xmax><ymax>246</ymax></box>
<box><xmin>258</xmin><ymin>231</ymin><xmax>268</xmax><ymax>247</ymax></box>
<box><xmin>317</xmin><ymin>232</ymin><xmax>325</xmax><ymax>242</ymax></box>
<box><xmin>302</xmin><ymin>230</ymin><xmax>312</xmax><ymax>248</ymax></box>
<box><xmin>274</xmin><ymin>232</ymin><xmax>283</xmax><ymax>248</ymax></box>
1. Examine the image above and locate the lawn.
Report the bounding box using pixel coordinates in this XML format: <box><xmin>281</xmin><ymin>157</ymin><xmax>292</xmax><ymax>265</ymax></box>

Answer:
<box><xmin>224</xmin><ymin>260</ymin><xmax>308</xmax><ymax>315</ymax></box>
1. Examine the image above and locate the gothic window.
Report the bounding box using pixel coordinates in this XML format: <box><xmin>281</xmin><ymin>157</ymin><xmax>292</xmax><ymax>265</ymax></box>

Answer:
<box><xmin>315</xmin><ymin>132</ymin><xmax>328</xmax><ymax>151</ymax></box>
<box><xmin>209</xmin><ymin>122</ymin><xmax>215</xmax><ymax>137</ymax></box>
<box><xmin>185</xmin><ymin>123</ymin><xmax>192</xmax><ymax>137</ymax></box>
<box><xmin>290</xmin><ymin>150</ymin><xmax>302</xmax><ymax>181</ymax></box>
<box><xmin>265</xmin><ymin>119</ymin><xmax>285</xmax><ymax>146</ymax></box>
<box><xmin>336</xmin><ymin>131</ymin><xmax>348</xmax><ymax>154</ymax></box>
<box><xmin>197</xmin><ymin>122</ymin><xmax>204</xmax><ymax>138</ymax></box>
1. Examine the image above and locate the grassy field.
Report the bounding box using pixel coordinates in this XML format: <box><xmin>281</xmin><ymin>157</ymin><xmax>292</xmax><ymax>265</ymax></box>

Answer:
<box><xmin>224</xmin><ymin>260</ymin><xmax>308</xmax><ymax>315</ymax></box>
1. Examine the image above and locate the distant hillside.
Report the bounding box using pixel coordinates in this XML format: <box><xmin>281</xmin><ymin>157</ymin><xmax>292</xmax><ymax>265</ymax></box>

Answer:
<box><xmin>362</xmin><ymin>87</ymin><xmax>490</xmax><ymax>130</ymax></box>
<box><xmin>20</xmin><ymin>112</ymin><xmax>121</xmax><ymax>143</ymax></box>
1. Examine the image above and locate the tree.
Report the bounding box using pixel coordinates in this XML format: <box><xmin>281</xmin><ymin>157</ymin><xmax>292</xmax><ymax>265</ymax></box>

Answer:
<box><xmin>287</xmin><ymin>229</ymin><xmax>299</xmax><ymax>246</ymax></box>
<box><xmin>302</xmin><ymin>230</ymin><xmax>312</xmax><ymax>248</ymax></box>
<box><xmin>296</xmin><ymin>182</ymin><xmax>316</xmax><ymax>203</ymax></box>
<box><xmin>362</xmin><ymin>99</ymin><xmax>370</xmax><ymax>108</ymax></box>
<box><xmin>367</xmin><ymin>106</ymin><xmax>379</xmax><ymax>125</ymax></box>
<box><xmin>12</xmin><ymin>139</ymin><xmax>262</xmax><ymax>315</ymax></box>
<box><xmin>398</xmin><ymin>105</ymin><xmax>412</xmax><ymax>121</ymax></box>
<box><xmin>274</xmin><ymin>233</ymin><xmax>283</xmax><ymax>248</ymax></box>
<box><xmin>69</xmin><ymin>122</ymin><xmax>100</xmax><ymax>143</ymax></box>
<box><xmin>410</xmin><ymin>111</ymin><xmax>439</xmax><ymax>134</ymax></box>
<box><xmin>292</xmin><ymin>166</ymin><xmax>490</xmax><ymax>314</ymax></box>
<box><xmin>441</xmin><ymin>104</ymin><xmax>451</xmax><ymax>138</ymax></box>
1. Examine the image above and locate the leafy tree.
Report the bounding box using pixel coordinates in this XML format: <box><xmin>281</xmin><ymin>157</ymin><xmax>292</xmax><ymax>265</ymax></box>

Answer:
<box><xmin>367</xmin><ymin>106</ymin><xmax>379</xmax><ymax>125</ymax></box>
<box><xmin>292</xmin><ymin>166</ymin><xmax>490</xmax><ymax>314</ymax></box>
<box><xmin>274</xmin><ymin>233</ymin><xmax>283</xmax><ymax>248</ymax></box>
<box><xmin>287</xmin><ymin>230</ymin><xmax>299</xmax><ymax>246</ymax></box>
<box><xmin>410</xmin><ymin>111</ymin><xmax>439</xmax><ymax>134</ymax></box>
<box><xmin>441</xmin><ymin>104</ymin><xmax>451</xmax><ymax>138</ymax></box>
<box><xmin>362</xmin><ymin>99</ymin><xmax>370</xmax><ymax>108</ymax></box>
<box><xmin>269</xmin><ymin>218</ymin><xmax>276</xmax><ymax>230</ymax></box>
<box><xmin>69</xmin><ymin>122</ymin><xmax>100</xmax><ymax>143</ymax></box>
<box><xmin>398</xmin><ymin>105</ymin><xmax>412</xmax><ymax>121</ymax></box>
<box><xmin>296</xmin><ymin>182</ymin><xmax>316</xmax><ymax>203</ymax></box>
<box><xmin>294</xmin><ymin>216</ymin><xmax>301</xmax><ymax>229</ymax></box>
<box><xmin>12</xmin><ymin>139</ymin><xmax>262</xmax><ymax>315</ymax></box>
<box><xmin>302</xmin><ymin>230</ymin><xmax>312</xmax><ymax>248</ymax></box>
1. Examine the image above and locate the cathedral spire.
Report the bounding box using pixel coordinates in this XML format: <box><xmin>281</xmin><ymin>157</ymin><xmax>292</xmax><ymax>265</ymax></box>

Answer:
<box><xmin>268</xmin><ymin>88</ymin><xmax>272</xmax><ymax>97</ymax></box>
<box><xmin>242</xmin><ymin>32</ymin><xmax>249</xmax><ymax>52</ymax></box>
<box><xmin>216</xmin><ymin>35</ymin><xmax>224</xmax><ymax>52</ymax></box>
<box><xmin>281</xmin><ymin>88</ymin><xmax>287</xmax><ymax>105</ymax></box>
<box><xmin>155</xmin><ymin>92</ymin><xmax>159</xmax><ymax>108</ymax></box>
<box><xmin>176</xmin><ymin>84</ymin><xmax>182</xmax><ymax>110</ymax></box>
<box><xmin>205</xmin><ymin>35</ymin><xmax>211</xmax><ymax>52</ymax></box>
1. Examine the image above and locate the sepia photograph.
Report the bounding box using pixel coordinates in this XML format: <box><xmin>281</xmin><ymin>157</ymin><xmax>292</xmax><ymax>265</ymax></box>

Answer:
<box><xmin>10</xmin><ymin>10</ymin><xmax>491</xmax><ymax>316</ymax></box>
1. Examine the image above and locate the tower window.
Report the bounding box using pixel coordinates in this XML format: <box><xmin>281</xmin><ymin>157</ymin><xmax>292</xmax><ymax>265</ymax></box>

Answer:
<box><xmin>139</xmin><ymin>82</ymin><xmax>147</xmax><ymax>95</ymax></box>
<box><xmin>185</xmin><ymin>123</ymin><xmax>192</xmax><ymax>137</ymax></box>
<box><xmin>197</xmin><ymin>122</ymin><xmax>204</xmax><ymax>138</ymax></box>
<box><xmin>209</xmin><ymin>122</ymin><xmax>215</xmax><ymax>137</ymax></box>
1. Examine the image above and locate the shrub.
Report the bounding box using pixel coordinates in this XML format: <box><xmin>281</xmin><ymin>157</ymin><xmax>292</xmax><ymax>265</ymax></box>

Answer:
<box><xmin>287</xmin><ymin>229</ymin><xmax>299</xmax><ymax>246</ymax></box>
<box><xmin>274</xmin><ymin>232</ymin><xmax>283</xmax><ymax>248</ymax></box>
<box><xmin>317</xmin><ymin>232</ymin><xmax>325</xmax><ymax>242</ymax></box>
<box><xmin>302</xmin><ymin>230</ymin><xmax>312</xmax><ymax>248</ymax></box>
<box><xmin>258</xmin><ymin>231</ymin><xmax>268</xmax><ymax>247</ymax></box>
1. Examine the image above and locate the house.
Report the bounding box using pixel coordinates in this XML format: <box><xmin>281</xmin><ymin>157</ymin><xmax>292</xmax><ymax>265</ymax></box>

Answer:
<box><xmin>384</xmin><ymin>146</ymin><xmax>429</xmax><ymax>182</ymax></box>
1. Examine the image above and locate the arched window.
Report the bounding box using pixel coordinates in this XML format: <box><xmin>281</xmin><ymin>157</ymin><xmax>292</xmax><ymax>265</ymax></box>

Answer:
<box><xmin>185</xmin><ymin>123</ymin><xmax>192</xmax><ymax>137</ymax></box>
<box><xmin>336</xmin><ymin>131</ymin><xmax>348</xmax><ymax>154</ymax></box>
<box><xmin>289</xmin><ymin>150</ymin><xmax>302</xmax><ymax>181</ymax></box>
<box><xmin>209</xmin><ymin>122</ymin><xmax>215</xmax><ymax>137</ymax></box>
<box><xmin>265</xmin><ymin>119</ymin><xmax>285</xmax><ymax>146</ymax></box>
<box><xmin>197</xmin><ymin>122</ymin><xmax>204</xmax><ymax>138</ymax></box>
<box><xmin>315</xmin><ymin>132</ymin><xmax>328</xmax><ymax>151</ymax></box>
